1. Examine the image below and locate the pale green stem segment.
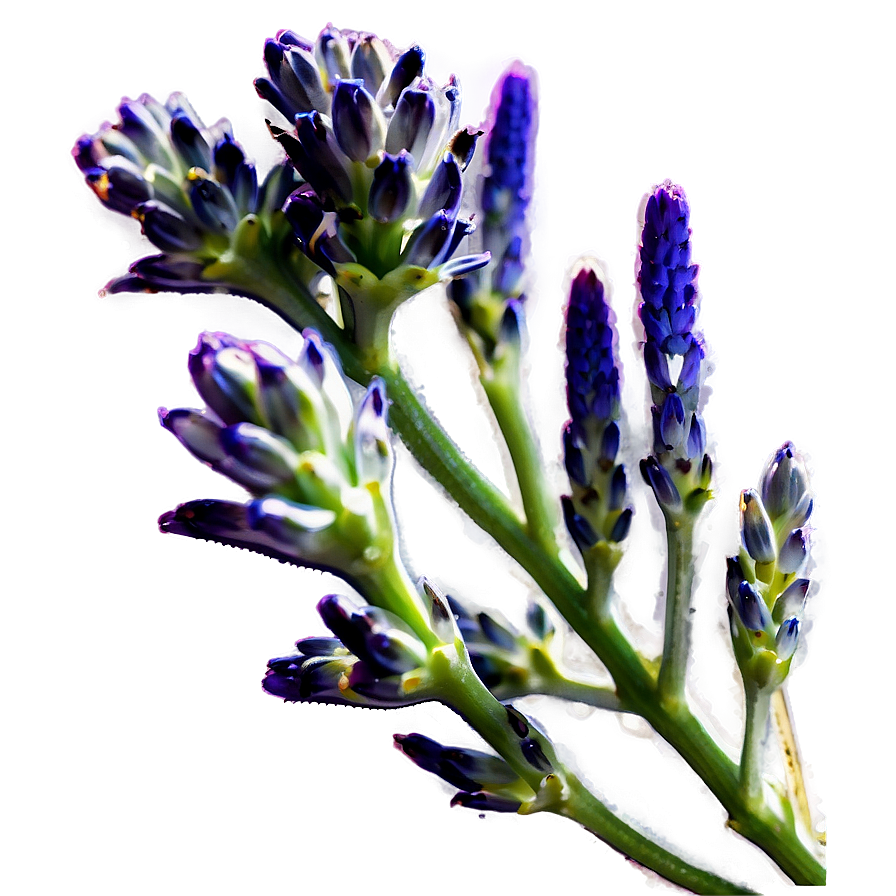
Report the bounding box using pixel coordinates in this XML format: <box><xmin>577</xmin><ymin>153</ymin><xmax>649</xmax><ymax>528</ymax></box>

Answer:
<box><xmin>658</xmin><ymin>517</ymin><xmax>697</xmax><ymax>706</ymax></box>
<box><xmin>741</xmin><ymin>684</ymin><xmax>772</xmax><ymax>809</ymax></box>
<box><xmin>205</xmin><ymin>274</ymin><xmax>825</xmax><ymax>887</ymax></box>
<box><xmin>481</xmin><ymin>369</ymin><xmax>559</xmax><ymax>557</ymax></box>
<box><xmin>771</xmin><ymin>687</ymin><xmax>817</xmax><ymax>841</ymax></box>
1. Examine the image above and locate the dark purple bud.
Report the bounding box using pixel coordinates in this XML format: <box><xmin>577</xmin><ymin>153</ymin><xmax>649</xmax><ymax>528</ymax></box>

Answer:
<box><xmin>520</xmin><ymin>738</ymin><xmax>552</xmax><ymax>772</ymax></box>
<box><xmin>686</xmin><ymin>414</ymin><xmax>706</xmax><ymax>460</ymax></box>
<box><xmin>660</xmin><ymin>393</ymin><xmax>686</xmax><ymax>451</ymax></box>
<box><xmin>159</xmin><ymin>407</ymin><xmax>225</xmax><ymax>466</ymax></box>
<box><xmin>85</xmin><ymin>164</ymin><xmax>152</xmax><ymax>216</ymax></box>
<box><xmin>188</xmin><ymin>174</ymin><xmax>240</xmax><ymax>233</ymax></box>
<box><xmin>269</xmin><ymin>116</ymin><xmax>352</xmax><ymax>205</ymax></box>
<box><xmin>293</xmin><ymin>636</ymin><xmax>344</xmax><ymax>657</ymax></box>
<box><xmin>385</xmin><ymin>89</ymin><xmax>435</xmax><ymax>162</ymax></box>
<box><xmin>741</xmin><ymin>489</ymin><xmax>777</xmax><ymax>565</ymax></box>
<box><xmin>563</xmin><ymin>422</ymin><xmax>588</xmax><ymax>487</ymax></box>
<box><xmin>640</xmin><ymin>457</ymin><xmax>682</xmax><ymax>511</ymax></box>
<box><xmin>736</xmin><ymin>581</ymin><xmax>772</xmax><ymax>632</ymax></box>
<box><xmin>383</xmin><ymin>45</ymin><xmax>425</xmax><ymax>107</ymax></box>
<box><xmin>438</xmin><ymin>252</ymin><xmax>491</xmax><ymax>279</ymax></box>
<box><xmin>608</xmin><ymin>465</ymin><xmax>628</xmax><ymax>511</ymax></box>
<box><xmin>498</xmin><ymin>300</ymin><xmax>523</xmax><ymax>347</ymax></box>
<box><xmin>170</xmin><ymin>112</ymin><xmax>212</xmax><ymax>171</ymax></box>
<box><xmin>332</xmin><ymin>80</ymin><xmax>384</xmax><ymax>162</ymax></box>
<box><xmin>644</xmin><ymin>341</ymin><xmax>673</xmax><ymax>391</ymax></box>
<box><xmin>609</xmin><ymin>508</ymin><xmax>633</xmax><ymax>542</ymax></box>
<box><xmin>562</xmin><ymin>495</ymin><xmax>598</xmax><ymax>552</ymax></box>
<box><xmin>504</xmin><ymin>705</ymin><xmax>530</xmax><ymax>738</ymax></box>
<box><xmin>778</xmin><ymin>529</ymin><xmax>808</xmax><ymax>574</ymax></box>
<box><xmin>761</xmin><ymin>442</ymin><xmax>809</xmax><ymax>522</ymax></box>
<box><xmin>316</xmin><ymin>28</ymin><xmax>352</xmax><ymax>85</ymax></box>
<box><xmin>138</xmin><ymin>201</ymin><xmax>204</xmax><ymax>253</ymax></box>
<box><xmin>773</xmin><ymin>578</ymin><xmax>810</xmax><ymax>621</ymax></box>
<box><xmin>368</xmin><ymin>152</ymin><xmax>414</xmax><ymax>222</ymax></box>
<box><xmin>599</xmin><ymin>421</ymin><xmax>621</xmax><ymax>466</ymax></box>
<box><xmin>187</xmin><ymin>332</ymin><xmax>261</xmax><ymax>425</ymax></box>
<box><xmin>450</xmin><ymin>792</ymin><xmax>522</xmax><ymax>814</ymax></box>
<box><xmin>726</xmin><ymin>556</ymin><xmax>746</xmax><ymax>604</ymax></box>
<box><xmin>417</xmin><ymin>153</ymin><xmax>462</xmax><ymax>220</ymax></box>
<box><xmin>220</xmin><ymin>423</ymin><xmax>298</xmax><ymax>487</ymax></box>
<box><xmin>775</xmin><ymin>617</ymin><xmax>800</xmax><ymax>661</ymax></box>
<box><xmin>350</xmin><ymin>35</ymin><xmax>393</xmax><ymax>95</ymax></box>
<box><xmin>402</xmin><ymin>210</ymin><xmax>452</xmax><ymax>267</ymax></box>
<box><xmin>282</xmin><ymin>43</ymin><xmax>329</xmax><ymax>113</ymax></box>
<box><xmin>213</xmin><ymin>135</ymin><xmax>258</xmax><ymax>213</ymax></box>
<box><xmin>678</xmin><ymin>340</ymin><xmax>703</xmax><ymax>393</ymax></box>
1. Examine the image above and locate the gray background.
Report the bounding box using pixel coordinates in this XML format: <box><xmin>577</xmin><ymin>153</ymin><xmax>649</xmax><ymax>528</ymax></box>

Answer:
<box><xmin>3</xmin><ymin>1</ymin><xmax>886</xmax><ymax>892</ymax></box>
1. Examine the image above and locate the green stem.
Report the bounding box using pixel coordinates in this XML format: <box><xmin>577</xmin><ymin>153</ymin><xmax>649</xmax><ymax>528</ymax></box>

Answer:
<box><xmin>230</xmin><ymin>278</ymin><xmax>824</xmax><ymax>886</ymax></box>
<box><xmin>433</xmin><ymin>649</ymin><xmax>755</xmax><ymax>895</ymax></box>
<box><xmin>741</xmin><ymin>684</ymin><xmax>772</xmax><ymax>810</ymax></box>
<box><xmin>481</xmin><ymin>372</ymin><xmax>559</xmax><ymax>555</ymax></box>
<box><xmin>657</xmin><ymin>516</ymin><xmax>697</xmax><ymax>706</ymax></box>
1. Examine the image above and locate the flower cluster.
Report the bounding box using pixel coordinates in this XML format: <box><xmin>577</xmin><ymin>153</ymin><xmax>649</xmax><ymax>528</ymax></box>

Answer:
<box><xmin>158</xmin><ymin>330</ymin><xmax>393</xmax><ymax>583</ymax></box>
<box><xmin>637</xmin><ymin>182</ymin><xmax>711</xmax><ymax>515</ymax></box>
<box><xmin>562</xmin><ymin>265</ymin><xmax>633</xmax><ymax>557</ymax></box>
<box><xmin>447</xmin><ymin>63</ymin><xmax>537</xmax><ymax>365</ymax></box>
<box><xmin>726</xmin><ymin>442</ymin><xmax>813</xmax><ymax>691</ymax></box>
<box><xmin>259</xmin><ymin>24</ymin><xmax>489</xmax><ymax>346</ymax></box>
<box><xmin>264</xmin><ymin>593</ymin><xmax>434</xmax><ymax>708</ymax></box>
<box><xmin>394</xmin><ymin>732</ymin><xmax>531</xmax><ymax>814</ymax></box>
<box><xmin>73</xmin><ymin>93</ymin><xmax>303</xmax><ymax>296</ymax></box>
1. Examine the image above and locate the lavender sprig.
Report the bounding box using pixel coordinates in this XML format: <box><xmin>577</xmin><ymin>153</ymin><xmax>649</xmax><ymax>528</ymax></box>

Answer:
<box><xmin>637</xmin><ymin>181</ymin><xmax>711</xmax><ymax>515</ymax></box>
<box><xmin>73</xmin><ymin>93</ymin><xmax>317</xmax><ymax>301</ymax></box>
<box><xmin>562</xmin><ymin>264</ymin><xmax>633</xmax><ymax>601</ymax></box>
<box><xmin>448</xmin><ymin>62</ymin><xmax>537</xmax><ymax>366</ymax></box>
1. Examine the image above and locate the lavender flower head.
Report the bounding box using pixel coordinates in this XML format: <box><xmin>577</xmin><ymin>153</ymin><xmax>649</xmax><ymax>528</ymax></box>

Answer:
<box><xmin>562</xmin><ymin>264</ymin><xmax>632</xmax><ymax>554</ymax></box>
<box><xmin>448</xmin><ymin>62</ymin><xmax>537</xmax><ymax>364</ymax></box>
<box><xmin>637</xmin><ymin>182</ymin><xmax>711</xmax><ymax>514</ymax></box>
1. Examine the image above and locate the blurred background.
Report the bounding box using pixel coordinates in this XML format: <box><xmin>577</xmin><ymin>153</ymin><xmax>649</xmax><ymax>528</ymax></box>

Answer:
<box><xmin>3</xmin><ymin>1</ymin><xmax>892</xmax><ymax>892</ymax></box>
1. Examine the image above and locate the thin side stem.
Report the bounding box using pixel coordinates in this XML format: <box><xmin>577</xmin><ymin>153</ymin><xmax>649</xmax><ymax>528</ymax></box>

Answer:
<box><xmin>658</xmin><ymin>517</ymin><xmax>697</xmax><ymax>706</ymax></box>
<box><xmin>428</xmin><ymin>645</ymin><xmax>755</xmax><ymax>895</ymax></box>
<box><xmin>481</xmin><ymin>373</ymin><xmax>559</xmax><ymax>556</ymax></box>
<box><xmin>741</xmin><ymin>685</ymin><xmax>772</xmax><ymax>809</ymax></box>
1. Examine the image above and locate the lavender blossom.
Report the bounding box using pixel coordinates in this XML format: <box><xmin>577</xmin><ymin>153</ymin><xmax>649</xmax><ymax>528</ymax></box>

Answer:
<box><xmin>158</xmin><ymin>330</ymin><xmax>395</xmax><ymax>583</ymax></box>
<box><xmin>448</xmin><ymin>63</ymin><xmax>537</xmax><ymax>363</ymax></box>
<box><xmin>726</xmin><ymin>442</ymin><xmax>814</xmax><ymax>690</ymax></box>
<box><xmin>73</xmin><ymin>93</ymin><xmax>302</xmax><ymax>296</ymax></box>
<box><xmin>562</xmin><ymin>265</ymin><xmax>632</xmax><ymax>555</ymax></box>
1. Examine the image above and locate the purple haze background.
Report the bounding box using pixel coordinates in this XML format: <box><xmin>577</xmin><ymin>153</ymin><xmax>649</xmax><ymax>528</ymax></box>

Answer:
<box><xmin>0</xmin><ymin>2</ymin><xmax>894</xmax><ymax>894</ymax></box>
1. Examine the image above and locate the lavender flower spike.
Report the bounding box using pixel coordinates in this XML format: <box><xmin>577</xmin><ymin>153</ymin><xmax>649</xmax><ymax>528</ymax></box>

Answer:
<box><xmin>637</xmin><ymin>181</ymin><xmax>711</xmax><ymax>514</ymax></box>
<box><xmin>448</xmin><ymin>62</ymin><xmax>537</xmax><ymax>366</ymax></box>
<box><xmin>562</xmin><ymin>263</ymin><xmax>633</xmax><ymax>562</ymax></box>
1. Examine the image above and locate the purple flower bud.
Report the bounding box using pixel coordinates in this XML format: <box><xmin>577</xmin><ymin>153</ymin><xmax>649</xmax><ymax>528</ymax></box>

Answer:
<box><xmin>417</xmin><ymin>153</ymin><xmax>463</xmax><ymax>221</ymax></box>
<box><xmin>170</xmin><ymin>110</ymin><xmax>213</xmax><ymax>171</ymax></box>
<box><xmin>383</xmin><ymin>45</ymin><xmax>425</xmax><ymax>107</ymax></box>
<box><xmin>639</xmin><ymin>457</ymin><xmax>682</xmax><ymax>511</ymax></box>
<box><xmin>188</xmin><ymin>173</ymin><xmax>240</xmax><ymax>233</ymax></box>
<box><xmin>608</xmin><ymin>465</ymin><xmax>628</xmax><ymax>511</ymax></box>
<box><xmin>137</xmin><ymin>201</ymin><xmax>204</xmax><ymax>253</ymax></box>
<box><xmin>736</xmin><ymin>581</ymin><xmax>773</xmax><ymax>632</ymax></box>
<box><xmin>659</xmin><ymin>393</ymin><xmax>687</xmax><ymax>452</ymax></box>
<box><xmin>609</xmin><ymin>508</ymin><xmax>633</xmax><ymax>542</ymax></box>
<box><xmin>350</xmin><ymin>34</ymin><xmax>393</xmax><ymax>95</ymax></box>
<box><xmin>385</xmin><ymin>89</ymin><xmax>436</xmax><ymax>163</ymax></box>
<box><xmin>740</xmin><ymin>489</ymin><xmax>777</xmax><ymax>565</ymax></box>
<box><xmin>449</xmin><ymin>792</ymin><xmax>522</xmax><ymax>814</ymax></box>
<box><xmin>761</xmin><ymin>441</ymin><xmax>811</xmax><ymax>524</ymax></box>
<box><xmin>773</xmin><ymin>578</ymin><xmax>810</xmax><ymax>622</ymax></box>
<box><xmin>778</xmin><ymin>529</ymin><xmax>808</xmax><ymax>574</ymax></box>
<box><xmin>562</xmin><ymin>423</ymin><xmax>587</xmax><ymax>487</ymax></box>
<box><xmin>562</xmin><ymin>495</ymin><xmax>599</xmax><ymax>553</ymax></box>
<box><xmin>402</xmin><ymin>210</ymin><xmax>454</xmax><ymax>267</ymax></box>
<box><xmin>775</xmin><ymin>617</ymin><xmax>800</xmax><ymax>661</ymax></box>
<box><xmin>368</xmin><ymin>152</ymin><xmax>414</xmax><ymax>223</ymax></box>
<box><xmin>686</xmin><ymin>414</ymin><xmax>706</xmax><ymax>460</ymax></box>
<box><xmin>332</xmin><ymin>80</ymin><xmax>385</xmax><ymax>162</ymax></box>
